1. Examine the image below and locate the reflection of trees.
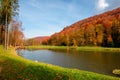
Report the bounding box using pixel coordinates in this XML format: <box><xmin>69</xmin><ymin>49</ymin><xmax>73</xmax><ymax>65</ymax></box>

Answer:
<box><xmin>16</xmin><ymin>50</ymin><xmax>24</xmax><ymax>57</ymax></box>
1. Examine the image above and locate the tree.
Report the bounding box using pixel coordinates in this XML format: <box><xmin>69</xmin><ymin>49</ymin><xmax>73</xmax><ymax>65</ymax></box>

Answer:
<box><xmin>9</xmin><ymin>21</ymin><xmax>24</xmax><ymax>46</ymax></box>
<box><xmin>95</xmin><ymin>24</ymin><xmax>104</xmax><ymax>46</ymax></box>
<box><xmin>111</xmin><ymin>19</ymin><xmax>120</xmax><ymax>47</ymax></box>
<box><xmin>102</xmin><ymin>19</ymin><xmax>113</xmax><ymax>47</ymax></box>
<box><xmin>0</xmin><ymin>0</ymin><xmax>19</xmax><ymax>50</ymax></box>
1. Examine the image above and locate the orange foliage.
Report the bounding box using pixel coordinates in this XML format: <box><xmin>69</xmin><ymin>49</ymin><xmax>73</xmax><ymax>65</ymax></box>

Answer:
<box><xmin>48</xmin><ymin>7</ymin><xmax>120</xmax><ymax>47</ymax></box>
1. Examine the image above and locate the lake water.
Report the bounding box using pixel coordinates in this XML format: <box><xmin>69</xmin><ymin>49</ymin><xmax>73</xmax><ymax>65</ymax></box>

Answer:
<box><xmin>17</xmin><ymin>49</ymin><xmax>120</xmax><ymax>77</ymax></box>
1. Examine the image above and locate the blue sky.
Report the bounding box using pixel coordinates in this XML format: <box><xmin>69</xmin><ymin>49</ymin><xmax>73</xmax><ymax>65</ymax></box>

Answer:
<box><xmin>19</xmin><ymin>0</ymin><xmax>120</xmax><ymax>38</ymax></box>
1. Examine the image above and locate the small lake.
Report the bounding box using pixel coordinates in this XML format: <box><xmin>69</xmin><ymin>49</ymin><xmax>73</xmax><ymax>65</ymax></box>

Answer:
<box><xmin>17</xmin><ymin>49</ymin><xmax>120</xmax><ymax>77</ymax></box>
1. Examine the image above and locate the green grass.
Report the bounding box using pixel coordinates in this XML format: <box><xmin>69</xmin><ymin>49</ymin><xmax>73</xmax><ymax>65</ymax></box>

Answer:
<box><xmin>23</xmin><ymin>45</ymin><xmax>120</xmax><ymax>52</ymax></box>
<box><xmin>76</xmin><ymin>46</ymin><xmax>120</xmax><ymax>52</ymax></box>
<box><xmin>22</xmin><ymin>45</ymin><xmax>67</xmax><ymax>50</ymax></box>
<box><xmin>0</xmin><ymin>45</ymin><xmax>120</xmax><ymax>80</ymax></box>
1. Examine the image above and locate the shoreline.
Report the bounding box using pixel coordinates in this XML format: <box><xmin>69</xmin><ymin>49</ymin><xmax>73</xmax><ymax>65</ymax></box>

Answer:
<box><xmin>0</xmin><ymin>45</ymin><xmax>120</xmax><ymax>80</ymax></box>
<box><xmin>21</xmin><ymin>45</ymin><xmax>120</xmax><ymax>52</ymax></box>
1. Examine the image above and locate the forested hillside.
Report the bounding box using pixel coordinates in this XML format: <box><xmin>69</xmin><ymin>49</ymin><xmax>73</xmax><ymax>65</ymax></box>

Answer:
<box><xmin>26</xmin><ymin>36</ymin><xmax>49</xmax><ymax>45</ymax></box>
<box><xmin>48</xmin><ymin>7</ymin><xmax>120</xmax><ymax>47</ymax></box>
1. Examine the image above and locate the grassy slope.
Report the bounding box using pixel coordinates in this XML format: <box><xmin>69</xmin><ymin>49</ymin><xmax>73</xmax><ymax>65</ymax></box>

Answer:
<box><xmin>0</xmin><ymin>46</ymin><xmax>120</xmax><ymax>80</ymax></box>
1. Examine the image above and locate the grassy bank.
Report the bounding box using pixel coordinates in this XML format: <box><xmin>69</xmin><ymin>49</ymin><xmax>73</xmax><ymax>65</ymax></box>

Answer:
<box><xmin>0</xmin><ymin>46</ymin><xmax>120</xmax><ymax>80</ymax></box>
<box><xmin>22</xmin><ymin>45</ymin><xmax>120</xmax><ymax>52</ymax></box>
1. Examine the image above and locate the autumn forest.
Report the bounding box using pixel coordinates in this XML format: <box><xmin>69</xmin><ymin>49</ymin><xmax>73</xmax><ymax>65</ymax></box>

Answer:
<box><xmin>43</xmin><ymin>7</ymin><xmax>120</xmax><ymax>47</ymax></box>
<box><xmin>0</xmin><ymin>0</ymin><xmax>120</xmax><ymax>48</ymax></box>
<box><xmin>1</xmin><ymin>0</ymin><xmax>120</xmax><ymax>79</ymax></box>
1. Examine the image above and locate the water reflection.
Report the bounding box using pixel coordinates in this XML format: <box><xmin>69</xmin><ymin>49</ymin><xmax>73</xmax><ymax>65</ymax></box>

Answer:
<box><xmin>17</xmin><ymin>49</ymin><xmax>120</xmax><ymax>77</ymax></box>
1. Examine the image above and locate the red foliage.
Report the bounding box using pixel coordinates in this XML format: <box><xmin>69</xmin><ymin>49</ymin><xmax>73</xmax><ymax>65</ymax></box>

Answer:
<box><xmin>48</xmin><ymin>7</ymin><xmax>120</xmax><ymax>47</ymax></box>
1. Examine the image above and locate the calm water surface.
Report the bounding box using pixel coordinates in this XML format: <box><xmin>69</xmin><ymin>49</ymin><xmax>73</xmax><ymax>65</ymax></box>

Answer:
<box><xmin>17</xmin><ymin>49</ymin><xmax>120</xmax><ymax>76</ymax></box>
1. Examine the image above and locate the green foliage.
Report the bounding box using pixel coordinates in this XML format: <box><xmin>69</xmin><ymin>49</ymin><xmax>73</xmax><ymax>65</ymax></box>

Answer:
<box><xmin>0</xmin><ymin>0</ymin><xmax>20</xmax><ymax>49</ymax></box>
<box><xmin>0</xmin><ymin>0</ymin><xmax>19</xmax><ymax>25</ymax></box>
<box><xmin>0</xmin><ymin>45</ymin><xmax>119</xmax><ymax>80</ymax></box>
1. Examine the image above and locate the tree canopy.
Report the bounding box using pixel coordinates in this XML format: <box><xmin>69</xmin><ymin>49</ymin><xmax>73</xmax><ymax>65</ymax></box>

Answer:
<box><xmin>0</xmin><ymin>0</ymin><xmax>24</xmax><ymax>49</ymax></box>
<box><xmin>47</xmin><ymin>7</ymin><xmax>120</xmax><ymax>47</ymax></box>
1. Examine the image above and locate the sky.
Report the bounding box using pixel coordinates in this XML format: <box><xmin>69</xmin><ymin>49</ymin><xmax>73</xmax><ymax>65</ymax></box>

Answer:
<box><xmin>19</xmin><ymin>0</ymin><xmax>120</xmax><ymax>38</ymax></box>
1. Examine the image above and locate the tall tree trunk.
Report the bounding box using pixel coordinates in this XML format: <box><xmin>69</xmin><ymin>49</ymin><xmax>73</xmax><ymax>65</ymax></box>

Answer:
<box><xmin>0</xmin><ymin>4</ymin><xmax>1</xmax><ymax>44</ymax></box>
<box><xmin>7</xmin><ymin>25</ymin><xmax>9</xmax><ymax>48</ymax></box>
<box><xmin>0</xmin><ymin>25</ymin><xmax>5</xmax><ymax>45</ymax></box>
<box><xmin>4</xmin><ymin>14</ymin><xmax>8</xmax><ymax>50</ymax></box>
<box><xmin>4</xmin><ymin>25</ymin><xmax>7</xmax><ymax>50</ymax></box>
<box><xmin>6</xmin><ymin>25</ymin><xmax>9</xmax><ymax>49</ymax></box>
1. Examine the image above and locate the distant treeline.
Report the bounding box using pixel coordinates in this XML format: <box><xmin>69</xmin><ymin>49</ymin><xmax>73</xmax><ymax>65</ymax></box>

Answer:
<box><xmin>47</xmin><ymin>8</ymin><xmax>120</xmax><ymax>47</ymax></box>
<box><xmin>25</xmin><ymin>8</ymin><xmax>120</xmax><ymax>47</ymax></box>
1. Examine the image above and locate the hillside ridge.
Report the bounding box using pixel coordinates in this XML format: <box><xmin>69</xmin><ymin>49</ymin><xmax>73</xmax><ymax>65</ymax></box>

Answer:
<box><xmin>48</xmin><ymin>7</ymin><xmax>120</xmax><ymax>47</ymax></box>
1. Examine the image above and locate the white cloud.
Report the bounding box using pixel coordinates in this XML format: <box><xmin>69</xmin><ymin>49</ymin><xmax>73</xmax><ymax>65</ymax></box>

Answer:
<box><xmin>97</xmin><ymin>0</ymin><xmax>109</xmax><ymax>10</ymax></box>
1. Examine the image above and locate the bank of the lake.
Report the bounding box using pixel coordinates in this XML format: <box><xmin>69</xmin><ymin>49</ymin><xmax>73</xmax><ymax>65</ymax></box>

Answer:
<box><xmin>0</xmin><ymin>46</ymin><xmax>120</xmax><ymax>80</ymax></box>
<box><xmin>22</xmin><ymin>45</ymin><xmax>120</xmax><ymax>52</ymax></box>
